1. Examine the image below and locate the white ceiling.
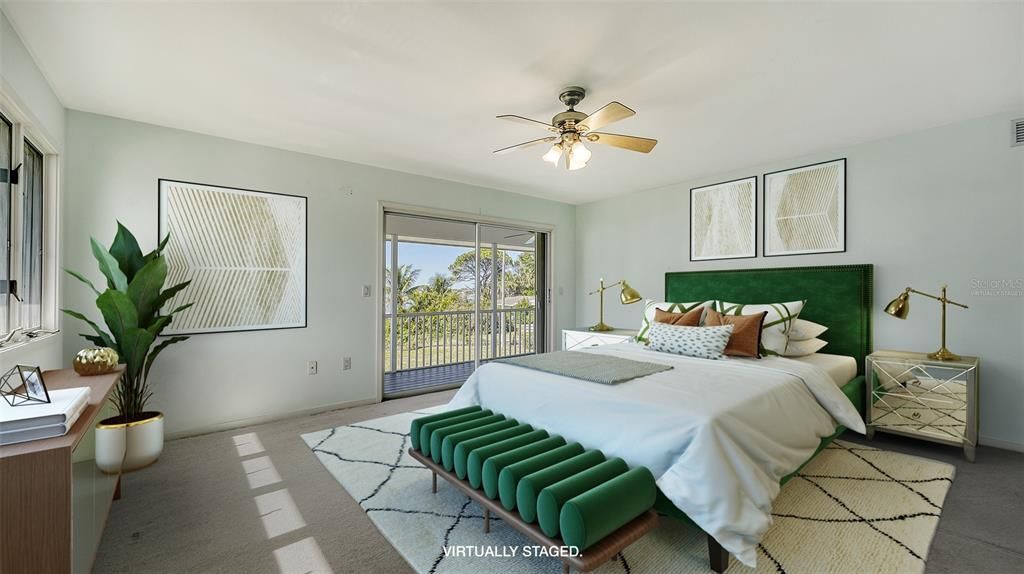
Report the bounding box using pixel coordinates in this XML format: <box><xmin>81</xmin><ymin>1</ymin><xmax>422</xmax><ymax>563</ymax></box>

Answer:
<box><xmin>3</xmin><ymin>2</ymin><xmax>1021</xmax><ymax>204</ymax></box>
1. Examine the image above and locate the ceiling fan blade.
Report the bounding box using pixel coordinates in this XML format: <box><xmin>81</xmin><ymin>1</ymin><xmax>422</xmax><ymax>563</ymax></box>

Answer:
<box><xmin>497</xmin><ymin>115</ymin><xmax>558</xmax><ymax>132</ymax></box>
<box><xmin>586</xmin><ymin>132</ymin><xmax>657</xmax><ymax>153</ymax></box>
<box><xmin>493</xmin><ymin>136</ymin><xmax>558</xmax><ymax>155</ymax></box>
<box><xmin>577</xmin><ymin>102</ymin><xmax>635</xmax><ymax>132</ymax></box>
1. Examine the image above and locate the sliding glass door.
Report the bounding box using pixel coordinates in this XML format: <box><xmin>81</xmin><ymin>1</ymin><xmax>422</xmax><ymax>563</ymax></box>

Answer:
<box><xmin>382</xmin><ymin>213</ymin><xmax>547</xmax><ymax>398</ymax></box>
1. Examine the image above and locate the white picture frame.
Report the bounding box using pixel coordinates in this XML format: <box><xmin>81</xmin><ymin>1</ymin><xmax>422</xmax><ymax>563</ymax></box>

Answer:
<box><xmin>689</xmin><ymin>176</ymin><xmax>757</xmax><ymax>261</ymax></box>
<box><xmin>157</xmin><ymin>179</ymin><xmax>307</xmax><ymax>335</ymax></box>
<box><xmin>764</xmin><ymin>159</ymin><xmax>846</xmax><ymax>257</ymax></box>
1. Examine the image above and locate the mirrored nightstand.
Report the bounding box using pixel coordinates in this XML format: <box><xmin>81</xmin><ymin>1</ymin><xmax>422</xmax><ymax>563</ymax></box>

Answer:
<box><xmin>562</xmin><ymin>328</ymin><xmax>637</xmax><ymax>350</ymax></box>
<box><xmin>866</xmin><ymin>350</ymin><xmax>979</xmax><ymax>461</ymax></box>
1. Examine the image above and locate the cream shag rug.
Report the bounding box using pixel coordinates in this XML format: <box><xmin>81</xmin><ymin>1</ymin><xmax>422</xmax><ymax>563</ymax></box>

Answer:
<box><xmin>302</xmin><ymin>411</ymin><xmax>954</xmax><ymax>574</ymax></box>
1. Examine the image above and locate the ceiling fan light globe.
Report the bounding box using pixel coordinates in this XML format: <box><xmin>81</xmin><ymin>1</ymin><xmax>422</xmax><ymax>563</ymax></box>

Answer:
<box><xmin>567</xmin><ymin>140</ymin><xmax>591</xmax><ymax>170</ymax></box>
<box><xmin>542</xmin><ymin>144</ymin><xmax>563</xmax><ymax>166</ymax></box>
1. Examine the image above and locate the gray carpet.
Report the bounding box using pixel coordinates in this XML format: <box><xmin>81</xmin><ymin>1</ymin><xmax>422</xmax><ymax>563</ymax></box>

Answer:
<box><xmin>95</xmin><ymin>390</ymin><xmax>1024</xmax><ymax>573</ymax></box>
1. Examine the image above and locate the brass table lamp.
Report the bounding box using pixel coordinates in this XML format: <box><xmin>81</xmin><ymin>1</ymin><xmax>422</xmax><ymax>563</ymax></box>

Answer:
<box><xmin>589</xmin><ymin>278</ymin><xmax>642</xmax><ymax>332</ymax></box>
<box><xmin>884</xmin><ymin>284</ymin><xmax>968</xmax><ymax>361</ymax></box>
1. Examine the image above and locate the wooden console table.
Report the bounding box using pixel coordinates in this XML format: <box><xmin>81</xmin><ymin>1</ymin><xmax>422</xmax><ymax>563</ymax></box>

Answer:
<box><xmin>0</xmin><ymin>367</ymin><xmax>124</xmax><ymax>574</ymax></box>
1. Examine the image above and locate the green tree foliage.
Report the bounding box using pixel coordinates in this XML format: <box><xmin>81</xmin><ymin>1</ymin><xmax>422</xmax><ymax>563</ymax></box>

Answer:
<box><xmin>385</xmin><ymin>264</ymin><xmax>422</xmax><ymax>311</ymax></box>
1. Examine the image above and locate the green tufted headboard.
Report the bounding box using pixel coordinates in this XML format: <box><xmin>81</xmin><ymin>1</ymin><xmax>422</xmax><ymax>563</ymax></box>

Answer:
<box><xmin>665</xmin><ymin>265</ymin><xmax>873</xmax><ymax>375</ymax></box>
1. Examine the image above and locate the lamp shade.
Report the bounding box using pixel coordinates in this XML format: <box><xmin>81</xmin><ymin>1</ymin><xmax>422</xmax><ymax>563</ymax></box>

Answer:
<box><xmin>885</xmin><ymin>292</ymin><xmax>910</xmax><ymax>319</ymax></box>
<box><xmin>619</xmin><ymin>282</ymin><xmax>642</xmax><ymax>305</ymax></box>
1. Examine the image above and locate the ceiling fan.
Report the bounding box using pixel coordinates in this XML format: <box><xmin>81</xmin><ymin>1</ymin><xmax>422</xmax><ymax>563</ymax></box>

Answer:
<box><xmin>493</xmin><ymin>86</ymin><xmax>657</xmax><ymax>171</ymax></box>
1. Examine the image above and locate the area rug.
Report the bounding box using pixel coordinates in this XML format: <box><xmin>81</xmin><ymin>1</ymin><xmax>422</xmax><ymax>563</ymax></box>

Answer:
<box><xmin>302</xmin><ymin>410</ymin><xmax>955</xmax><ymax>573</ymax></box>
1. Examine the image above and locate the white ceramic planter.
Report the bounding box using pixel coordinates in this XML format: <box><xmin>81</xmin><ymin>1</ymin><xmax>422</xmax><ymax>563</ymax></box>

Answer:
<box><xmin>95</xmin><ymin>412</ymin><xmax>164</xmax><ymax>474</ymax></box>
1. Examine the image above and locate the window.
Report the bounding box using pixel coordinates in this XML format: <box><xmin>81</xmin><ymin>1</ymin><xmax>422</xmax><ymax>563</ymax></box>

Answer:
<box><xmin>0</xmin><ymin>114</ymin><xmax>10</xmax><ymax>333</ymax></box>
<box><xmin>0</xmin><ymin>100</ymin><xmax>55</xmax><ymax>339</ymax></box>
<box><xmin>21</xmin><ymin>140</ymin><xmax>43</xmax><ymax>329</ymax></box>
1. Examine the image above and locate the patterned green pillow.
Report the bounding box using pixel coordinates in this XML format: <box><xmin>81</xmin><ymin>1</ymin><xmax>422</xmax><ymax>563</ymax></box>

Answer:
<box><xmin>714</xmin><ymin>300</ymin><xmax>806</xmax><ymax>356</ymax></box>
<box><xmin>636</xmin><ymin>300</ymin><xmax>714</xmax><ymax>343</ymax></box>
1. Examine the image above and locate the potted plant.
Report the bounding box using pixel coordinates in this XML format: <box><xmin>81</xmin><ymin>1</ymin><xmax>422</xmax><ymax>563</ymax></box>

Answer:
<box><xmin>63</xmin><ymin>223</ymin><xmax>192</xmax><ymax>473</ymax></box>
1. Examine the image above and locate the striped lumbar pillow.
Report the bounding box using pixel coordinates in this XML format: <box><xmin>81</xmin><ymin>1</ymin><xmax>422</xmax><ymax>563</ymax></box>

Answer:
<box><xmin>636</xmin><ymin>300</ymin><xmax>714</xmax><ymax>343</ymax></box>
<box><xmin>714</xmin><ymin>300</ymin><xmax>805</xmax><ymax>356</ymax></box>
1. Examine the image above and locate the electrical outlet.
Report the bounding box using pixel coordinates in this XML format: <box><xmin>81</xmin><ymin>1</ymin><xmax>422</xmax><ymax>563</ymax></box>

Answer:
<box><xmin>307</xmin><ymin>360</ymin><xmax>318</xmax><ymax>375</ymax></box>
<box><xmin>343</xmin><ymin>357</ymin><xmax>352</xmax><ymax>371</ymax></box>
<box><xmin>362</xmin><ymin>285</ymin><xmax>372</xmax><ymax>297</ymax></box>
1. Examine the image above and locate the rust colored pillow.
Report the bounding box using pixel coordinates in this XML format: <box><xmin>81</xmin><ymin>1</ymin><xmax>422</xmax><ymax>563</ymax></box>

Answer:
<box><xmin>654</xmin><ymin>306</ymin><xmax>704</xmax><ymax>327</ymax></box>
<box><xmin>704</xmin><ymin>308</ymin><xmax>767</xmax><ymax>358</ymax></box>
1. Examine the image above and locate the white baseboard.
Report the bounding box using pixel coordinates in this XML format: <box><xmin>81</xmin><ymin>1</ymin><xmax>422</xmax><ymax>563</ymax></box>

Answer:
<box><xmin>980</xmin><ymin>434</ymin><xmax>1024</xmax><ymax>453</ymax></box>
<box><xmin>165</xmin><ymin>396</ymin><xmax>380</xmax><ymax>440</ymax></box>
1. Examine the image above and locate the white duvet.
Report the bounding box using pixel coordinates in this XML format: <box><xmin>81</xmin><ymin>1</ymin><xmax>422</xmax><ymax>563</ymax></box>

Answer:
<box><xmin>448</xmin><ymin>342</ymin><xmax>865</xmax><ymax>567</ymax></box>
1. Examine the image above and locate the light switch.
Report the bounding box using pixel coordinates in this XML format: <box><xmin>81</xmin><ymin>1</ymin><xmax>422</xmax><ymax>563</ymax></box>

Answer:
<box><xmin>362</xmin><ymin>285</ymin><xmax>372</xmax><ymax>297</ymax></box>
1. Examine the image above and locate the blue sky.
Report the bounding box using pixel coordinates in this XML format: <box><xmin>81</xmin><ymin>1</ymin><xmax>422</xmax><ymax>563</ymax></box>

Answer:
<box><xmin>386</xmin><ymin>241</ymin><xmax>522</xmax><ymax>288</ymax></box>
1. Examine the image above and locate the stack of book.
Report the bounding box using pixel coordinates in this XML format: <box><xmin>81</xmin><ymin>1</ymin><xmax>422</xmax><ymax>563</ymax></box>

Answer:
<box><xmin>0</xmin><ymin>387</ymin><xmax>91</xmax><ymax>445</ymax></box>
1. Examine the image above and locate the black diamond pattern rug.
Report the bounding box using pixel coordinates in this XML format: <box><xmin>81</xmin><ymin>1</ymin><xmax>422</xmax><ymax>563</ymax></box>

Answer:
<box><xmin>303</xmin><ymin>410</ymin><xmax>954</xmax><ymax>573</ymax></box>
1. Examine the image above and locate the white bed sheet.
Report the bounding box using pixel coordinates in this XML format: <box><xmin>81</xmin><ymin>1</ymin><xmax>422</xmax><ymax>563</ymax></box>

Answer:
<box><xmin>788</xmin><ymin>353</ymin><xmax>858</xmax><ymax>386</ymax></box>
<box><xmin>448</xmin><ymin>342</ymin><xmax>865</xmax><ymax>567</ymax></box>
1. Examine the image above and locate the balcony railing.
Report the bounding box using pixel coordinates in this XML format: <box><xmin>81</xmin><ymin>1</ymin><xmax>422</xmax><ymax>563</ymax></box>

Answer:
<box><xmin>384</xmin><ymin>307</ymin><xmax>536</xmax><ymax>373</ymax></box>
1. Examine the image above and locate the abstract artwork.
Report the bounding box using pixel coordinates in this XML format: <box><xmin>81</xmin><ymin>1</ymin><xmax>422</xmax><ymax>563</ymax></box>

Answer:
<box><xmin>158</xmin><ymin>179</ymin><xmax>306</xmax><ymax>334</ymax></box>
<box><xmin>689</xmin><ymin>176</ymin><xmax>757</xmax><ymax>261</ymax></box>
<box><xmin>764</xmin><ymin>159</ymin><xmax>846</xmax><ymax>256</ymax></box>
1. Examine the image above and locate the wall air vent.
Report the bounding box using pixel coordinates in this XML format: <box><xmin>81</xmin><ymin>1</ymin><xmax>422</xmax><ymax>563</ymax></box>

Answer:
<box><xmin>1014</xmin><ymin>118</ymin><xmax>1024</xmax><ymax>147</ymax></box>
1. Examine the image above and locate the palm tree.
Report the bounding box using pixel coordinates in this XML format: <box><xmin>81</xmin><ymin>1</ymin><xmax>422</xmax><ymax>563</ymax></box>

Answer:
<box><xmin>426</xmin><ymin>273</ymin><xmax>454</xmax><ymax>296</ymax></box>
<box><xmin>385</xmin><ymin>264</ymin><xmax>421</xmax><ymax>312</ymax></box>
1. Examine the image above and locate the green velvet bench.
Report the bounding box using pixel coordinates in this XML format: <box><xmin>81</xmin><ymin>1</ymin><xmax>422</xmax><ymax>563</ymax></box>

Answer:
<box><xmin>409</xmin><ymin>407</ymin><xmax>660</xmax><ymax>573</ymax></box>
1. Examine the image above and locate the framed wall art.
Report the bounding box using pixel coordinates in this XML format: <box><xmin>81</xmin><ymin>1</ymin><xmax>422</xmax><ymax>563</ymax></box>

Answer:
<box><xmin>689</xmin><ymin>176</ymin><xmax>757</xmax><ymax>261</ymax></box>
<box><xmin>157</xmin><ymin>179</ymin><xmax>307</xmax><ymax>334</ymax></box>
<box><xmin>763</xmin><ymin>158</ymin><xmax>846</xmax><ymax>257</ymax></box>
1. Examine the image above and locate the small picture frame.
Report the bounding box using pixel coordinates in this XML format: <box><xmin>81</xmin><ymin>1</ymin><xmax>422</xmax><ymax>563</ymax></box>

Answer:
<box><xmin>1</xmin><ymin>365</ymin><xmax>50</xmax><ymax>407</ymax></box>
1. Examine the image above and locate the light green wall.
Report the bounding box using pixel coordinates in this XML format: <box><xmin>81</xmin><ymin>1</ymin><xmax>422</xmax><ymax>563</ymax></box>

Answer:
<box><xmin>64</xmin><ymin>111</ymin><xmax>576</xmax><ymax>435</ymax></box>
<box><xmin>0</xmin><ymin>10</ymin><xmax>63</xmax><ymax>372</ymax></box>
<box><xmin>575</xmin><ymin>111</ymin><xmax>1024</xmax><ymax>451</ymax></box>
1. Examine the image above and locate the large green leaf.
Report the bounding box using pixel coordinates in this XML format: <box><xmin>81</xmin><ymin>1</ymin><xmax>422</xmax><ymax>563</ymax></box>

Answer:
<box><xmin>167</xmin><ymin>302</ymin><xmax>194</xmax><ymax>316</ymax></box>
<box><xmin>109</xmin><ymin>222</ymin><xmax>146</xmax><ymax>282</ymax></box>
<box><xmin>61</xmin><ymin>308</ymin><xmax>116</xmax><ymax>349</ymax></box>
<box><xmin>78</xmin><ymin>333</ymin><xmax>109</xmax><ymax>347</ymax></box>
<box><xmin>91</xmin><ymin>238</ymin><xmax>128</xmax><ymax>292</ymax></box>
<box><xmin>127</xmin><ymin>256</ymin><xmax>168</xmax><ymax>324</ymax></box>
<box><xmin>64</xmin><ymin>268</ymin><xmax>101</xmax><ymax>297</ymax></box>
<box><xmin>155</xmin><ymin>280</ymin><xmax>192</xmax><ymax>312</ymax></box>
<box><xmin>147</xmin><ymin>315</ymin><xmax>171</xmax><ymax>338</ymax></box>
<box><xmin>144</xmin><ymin>233</ymin><xmax>171</xmax><ymax>263</ymax></box>
<box><xmin>144</xmin><ymin>335</ymin><xmax>189</xmax><ymax>381</ymax></box>
<box><xmin>120</xmin><ymin>327</ymin><xmax>156</xmax><ymax>379</ymax></box>
<box><xmin>96</xmin><ymin>290</ymin><xmax>138</xmax><ymax>344</ymax></box>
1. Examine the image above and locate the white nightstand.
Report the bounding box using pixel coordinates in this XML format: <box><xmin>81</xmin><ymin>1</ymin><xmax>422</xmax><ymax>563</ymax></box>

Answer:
<box><xmin>562</xmin><ymin>328</ymin><xmax>638</xmax><ymax>350</ymax></box>
<box><xmin>866</xmin><ymin>350</ymin><xmax>980</xmax><ymax>461</ymax></box>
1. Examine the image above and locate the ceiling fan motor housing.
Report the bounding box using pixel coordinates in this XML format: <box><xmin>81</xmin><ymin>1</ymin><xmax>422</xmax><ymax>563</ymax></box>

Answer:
<box><xmin>558</xmin><ymin>86</ymin><xmax>587</xmax><ymax>108</ymax></box>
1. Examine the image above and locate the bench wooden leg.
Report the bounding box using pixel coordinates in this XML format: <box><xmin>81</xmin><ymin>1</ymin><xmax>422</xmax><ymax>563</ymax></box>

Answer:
<box><xmin>432</xmin><ymin>472</ymin><xmax>437</xmax><ymax>494</ymax></box>
<box><xmin>484</xmin><ymin>508</ymin><xmax>491</xmax><ymax>533</ymax></box>
<box><xmin>562</xmin><ymin>563</ymin><xmax>570</xmax><ymax>574</ymax></box>
<box><xmin>708</xmin><ymin>534</ymin><xmax>729</xmax><ymax>573</ymax></box>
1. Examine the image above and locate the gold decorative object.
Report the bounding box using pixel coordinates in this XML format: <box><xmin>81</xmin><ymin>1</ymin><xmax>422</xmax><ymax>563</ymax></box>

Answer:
<box><xmin>884</xmin><ymin>284</ymin><xmax>968</xmax><ymax>361</ymax></box>
<box><xmin>74</xmin><ymin>347</ymin><xmax>120</xmax><ymax>376</ymax></box>
<box><xmin>588</xmin><ymin>278</ymin><xmax>642</xmax><ymax>332</ymax></box>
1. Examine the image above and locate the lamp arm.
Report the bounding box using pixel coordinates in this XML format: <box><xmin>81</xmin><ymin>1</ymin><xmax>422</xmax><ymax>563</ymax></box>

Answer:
<box><xmin>906</xmin><ymin>287</ymin><xmax>969</xmax><ymax>309</ymax></box>
<box><xmin>588</xmin><ymin>280</ymin><xmax>624</xmax><ymax>296</ymax></box>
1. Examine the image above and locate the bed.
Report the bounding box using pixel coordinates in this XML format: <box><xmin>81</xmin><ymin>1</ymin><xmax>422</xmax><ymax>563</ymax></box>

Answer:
<box><xmin>449</xmin><ymin>264</ymin><xmax>873</xmax><ymax>569</ymax></box>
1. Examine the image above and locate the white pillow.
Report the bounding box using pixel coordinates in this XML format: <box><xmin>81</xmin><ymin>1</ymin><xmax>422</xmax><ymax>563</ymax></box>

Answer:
<box><xmin>647</xmin><ymin>322</ymin><xmax>733</xmax><ymax>360</ymax></box>
<box><xmin>636</xmin><ymin>300</ymin><xmax>714</xmax><ymax>343</ymax></box>
<box><xmin>781</xmin><ymin>337</ymin><xmax>828</xmax><ymax>357</ymax></box>
<box><xmin>788</xmin><ymin>319</ymin><xmax>828</xmax><ymax>342</ymax></box>
<box><xmin>715</xmin><ymin>300</ymin><xmax>805</xmax><ymax>356</ymax></box>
